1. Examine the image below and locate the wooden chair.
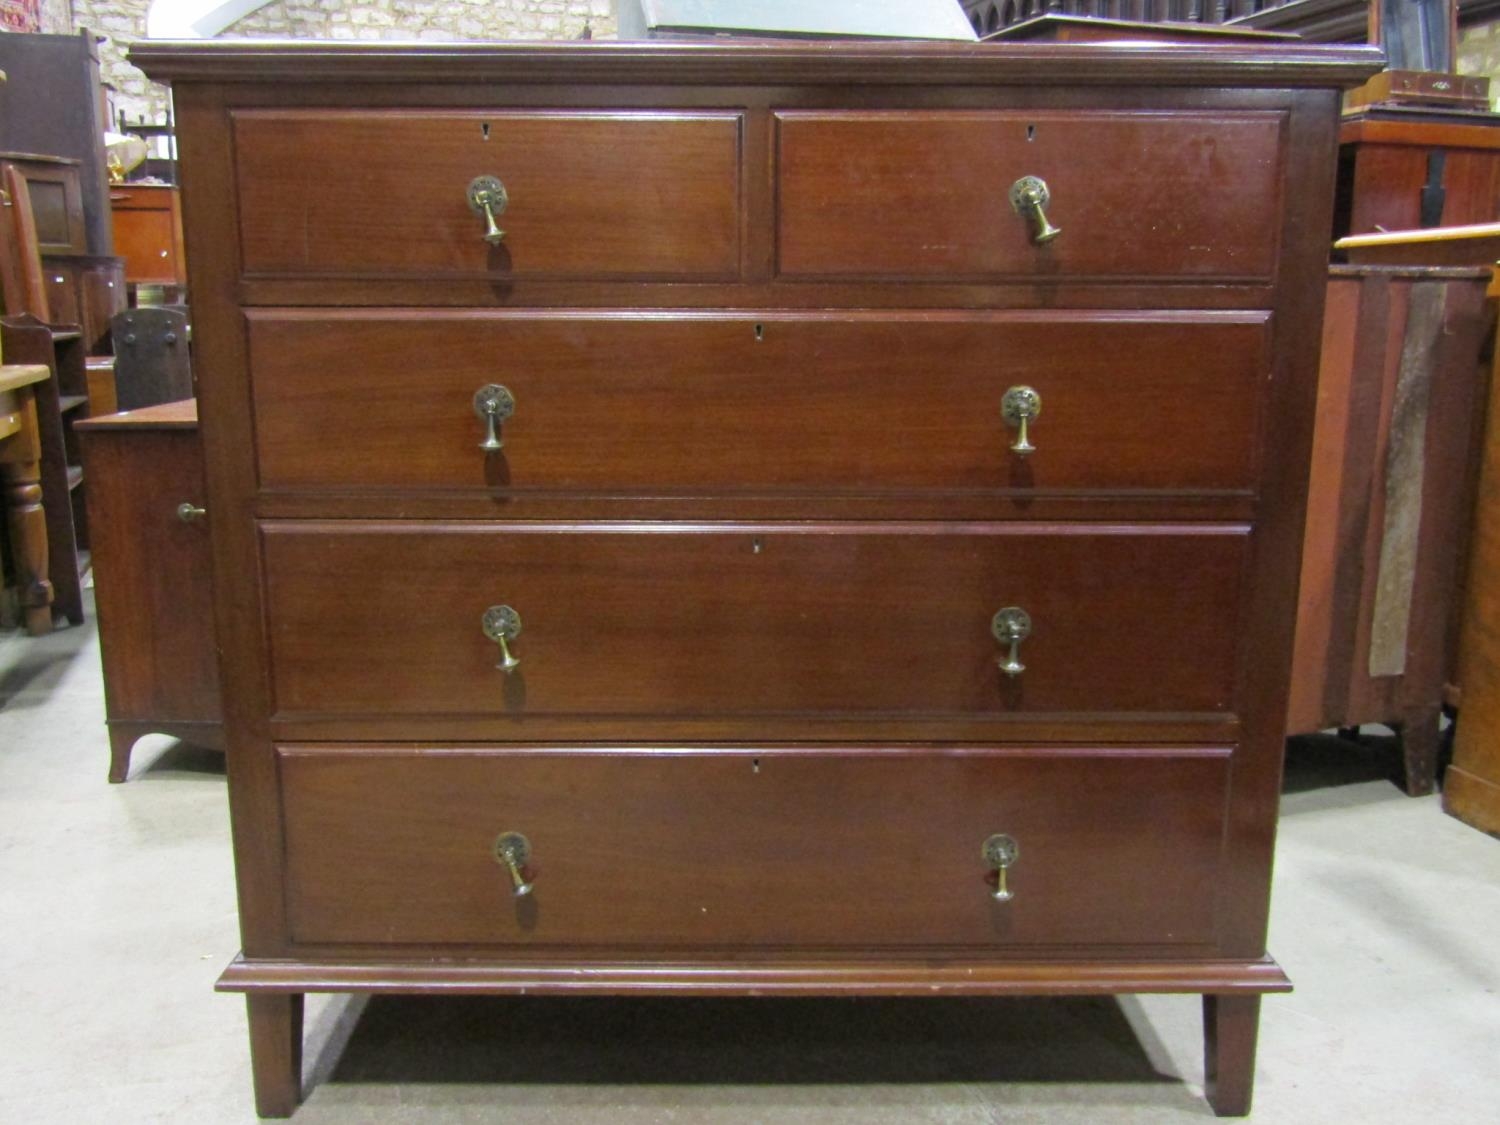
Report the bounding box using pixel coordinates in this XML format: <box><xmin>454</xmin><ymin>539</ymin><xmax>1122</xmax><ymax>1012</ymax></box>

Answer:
<box><xmin>110</xmin><ymin>306</ymin><xmax>192</xmax><ymax>410</ymax></box>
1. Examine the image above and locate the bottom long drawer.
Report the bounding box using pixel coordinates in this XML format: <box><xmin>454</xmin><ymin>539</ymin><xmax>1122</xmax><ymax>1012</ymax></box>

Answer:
<box><xmin>280</xmin><ymin>746</ymin><xmax>1230</xmax><ymax>952</ymax></box>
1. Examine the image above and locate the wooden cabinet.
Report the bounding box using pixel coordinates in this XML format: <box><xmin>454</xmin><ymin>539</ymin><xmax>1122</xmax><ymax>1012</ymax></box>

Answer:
<box><xmin>0</xmin><ymin>153</ymin><xmax>87</xmax><ymax>257</ymax></box>
<box><xmin>75</xmin><ymin>400</ymin><xmax>222</xmax><ymax>782</ymax></box>
<box><xmin>108</xmin><ymin>183</ymin><xmax>186</xmax><ymax>286</ymax></box>
<box><xmin>134</xmin><ymin>38</ymin><xmax>1382</xmax><ymax>1119</ymax></box>
<box><xmin>40</xmin><ymin>254</ymin><xmax>127</xmax><ymax>355</ymax></box>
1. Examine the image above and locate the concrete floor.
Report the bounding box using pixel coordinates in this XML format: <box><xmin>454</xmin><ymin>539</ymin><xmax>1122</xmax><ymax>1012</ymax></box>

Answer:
<box><xmin>2</xmin><ymin>602</ymin><xmax>1498</xmax><ymax>1123</ymax></box>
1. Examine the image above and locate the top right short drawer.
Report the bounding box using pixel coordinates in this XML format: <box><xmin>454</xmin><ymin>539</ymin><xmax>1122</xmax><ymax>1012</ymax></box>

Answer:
<box><xmin>776</xmin><ymin>111</ymin><xmax>1284</xmax><ymax>282</ymax></box>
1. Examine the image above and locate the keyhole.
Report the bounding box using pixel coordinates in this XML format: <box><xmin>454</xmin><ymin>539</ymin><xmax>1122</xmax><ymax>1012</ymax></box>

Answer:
<box><xmin>1026</xmin><ymin>124</ymin><xmax>1036</xmax><ymax>142</ymax></box>
<box><xmin>751</xmin><ymin>537</ymin><xmax>764</xmax><ymax>554</ymax></box>
<box><xmin>481</xmin><ymin>122</ymin><xmax>491</xmax><ymax>140</ymax></box>
<box><xmin>752</xmin><ymin>758</ymin><xmax>761</xmax><ymax>774</ymax></box>
<box><xmin>754</xmin><ymin>323</ymin><xmax>764</xmax><ymax>342</ymax></box>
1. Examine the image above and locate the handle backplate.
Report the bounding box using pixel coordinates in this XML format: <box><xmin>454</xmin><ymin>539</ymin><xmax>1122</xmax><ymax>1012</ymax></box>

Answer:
<box><xmin>467</xmin><ymin>175</ymin><xmax>509</xmax><ymax>245</ymax></box>
<box><xmin>473</xmin><ymin>384</ymin><xmax>515</xmax><ymax>452</ymax></box>
<box><xmin>1008</xmin><ymin>175</ymin><xmax>1061</xmax><ymax>245</ymax></box>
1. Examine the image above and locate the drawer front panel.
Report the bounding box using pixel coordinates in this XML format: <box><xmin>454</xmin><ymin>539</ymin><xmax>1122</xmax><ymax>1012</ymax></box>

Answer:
<box><xmin>233</xmin><ymin>111</ymin><xmax>742</xmax><ymax>279</ymax></box>
<box><xmin>249</xmin><ymin>312</ymin><xmax>1268</xmax><ymax>494</ymax></box>
<box><xmin>281</xmin><ymin>746</ymin><xmax>1230</xmax><ymax>949</ymax></box>
<box><xmin>262</xmin><ymin>523</ymin><xmax>1244</xmax><ymax>720</ymax></box>
<box><xmin>777</xmin><ymin>111</ymin><xmax>1283</xmax><ymax>280</ymax></box>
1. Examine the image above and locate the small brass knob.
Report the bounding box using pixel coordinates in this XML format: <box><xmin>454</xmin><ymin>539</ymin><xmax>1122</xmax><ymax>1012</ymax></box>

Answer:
<box><xmin>467</xmin><ymin>175</ymin><xmax>509</xmax><ymax>245</ymax></box>
<box><xmin>1001</xmin><ymin>386</ymin><xmax>1041</xmax><ymax>457</ymax></box>
<box><xmin>473</xmin><ymin>384</ymin><xmax>515</xmax><ymax>452</ymax></box>
<box><xmin>982</xmin><ymin>833</ymin><xmax>1019</xmax><ymax>902</ymax></box>
<box><xmin>1009</xmin><ymin>175</ymin><xmax>1061</xmax><ymax>245</ymax></box>
<box><xmin>481</xmin><ymin>604</ymin><xmax>523</xmax><ymax>673</ymax></box>
<box><xmin>493</xmin><ymin>831</ymin><xmax>534</xmax><ymax>897</ymax></box>
<box><xmin>176</xmin><ymin>502</ymin><xmax>206</xmax><ymax>522</ymax></box>
<box><xmin>991</xmin><ymin>607</ymin><xmax>1032</xmax><ymax>678</ymax></box>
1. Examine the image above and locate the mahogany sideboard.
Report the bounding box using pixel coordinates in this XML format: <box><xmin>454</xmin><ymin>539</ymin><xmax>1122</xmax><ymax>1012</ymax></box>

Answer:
<box><xmin>133</xmin><ymin>37</ymin><xmax>1382</xmax><ymax>1117</ymax></box>
<box><xmin>75</xmin><ymin>398</ymin><xmax>221</xmax><ymax>782</ymax></box>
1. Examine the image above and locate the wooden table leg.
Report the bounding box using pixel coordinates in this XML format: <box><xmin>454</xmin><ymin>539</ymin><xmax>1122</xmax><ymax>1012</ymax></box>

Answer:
<box><xmin>246</xmin><ymin>993</ymin><xmax>304</xmax><ymax>1118</ymax></box>
<box><xmin>1398</xmin><ymin>704</ymin><xmax>1441</xmax><ymax>796</ymax></box>
<box><xmin>1203</xmin><ymin>993</ymin><xmax>1261</xmax><ymax>1117</ymax></box>
<box><xmin>0</xmin><ymin>386</ymin><xmax>54</xmax><ymax>636</ymax></box>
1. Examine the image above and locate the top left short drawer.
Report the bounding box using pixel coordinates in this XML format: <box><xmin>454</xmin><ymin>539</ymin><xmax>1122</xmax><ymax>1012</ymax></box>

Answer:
<box><xmin>231</xmin><ymin>111</ymin><xmax>743</xmax><ymax>281</ymax></box>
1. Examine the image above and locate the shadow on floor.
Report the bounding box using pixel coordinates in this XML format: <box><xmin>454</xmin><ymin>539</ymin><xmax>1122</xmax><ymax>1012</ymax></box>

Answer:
<box><xmin>314</xmin><ymin>994</ymin><xmax>1179</xmax><ymax>1089</ymax></box>
<box><xmin>1283</xmin><ymin>728</ymin><xmax>1408</xmax><ymax>795</ymax></box>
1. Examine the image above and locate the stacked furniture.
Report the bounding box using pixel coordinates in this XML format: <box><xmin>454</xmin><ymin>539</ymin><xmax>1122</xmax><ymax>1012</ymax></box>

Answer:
<box><xmin>135</xmin><ymin>37</ymin><xmax>1380</xmax><ymax>1117</ymax></box>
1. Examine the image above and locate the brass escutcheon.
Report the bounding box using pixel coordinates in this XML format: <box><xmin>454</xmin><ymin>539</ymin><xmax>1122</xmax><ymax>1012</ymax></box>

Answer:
<box><xmin>981</xmin><ymin>833</ymin><xmax>1019</xmax><ymax>902</ymax></box>
<box><xmin>1001</xmin><ymin>386</ymin><xmax>1042</xmax><ymax>457</ymax></box>
<box><xmin>1008</xmin><ymin>175</ymin><xmax>1061</xmax><ymax>245</ymax></box>
<box><xmin>473</xmin><ymin>384</ymin><xmax>515</xmax><ymax>452</ymax></box>
<box><xmin>467</xmin><ymin>174</ymin><xmax>509</xmax><ymax>245</ymax></box>
<box><xmin>991</xmin><ymin>607</ymin><xmax>1032</xmax><ymax>678</ymax></box>
<box><xmin>481</xmin><ymin>604</ymin><xmax>523</xmax><ymax>673</ymax></box>
<box><xmin>492</xmin><ymin>831</ymin><xmax>534</xmax><ymax>896</ymax></box>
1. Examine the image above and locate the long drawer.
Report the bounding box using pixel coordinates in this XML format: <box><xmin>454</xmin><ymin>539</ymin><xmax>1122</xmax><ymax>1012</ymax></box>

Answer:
<box><xmin>280</xmin><ymin>745</ymin><xmax>1231</xmax><ymax>950</ymax></box>
<box><xmin>776</xmin><ymin>110</ymin><xmax>1284</xmax><ymax>280</ymax></box>
<box><xmin>248</xmin><ymin>311</ymin><xmax>1269</xmax><ymax>494</ymax></box>
<box><xmin>232</xmin><ymin>110</ymin><xmax>742</xmax><ymax>279</ymax></box>
<box><xmin>261</xmin><ymin>522</ymin><xmax>1245</xmax><ymax>721</ymax></box>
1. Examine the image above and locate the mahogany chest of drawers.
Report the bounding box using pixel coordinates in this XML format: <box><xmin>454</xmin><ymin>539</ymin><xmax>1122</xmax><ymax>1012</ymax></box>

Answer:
<box><xmin>133</xmin><ymin>38</ymin><xmax>1381</xmax><ymax>1118</ymax></box>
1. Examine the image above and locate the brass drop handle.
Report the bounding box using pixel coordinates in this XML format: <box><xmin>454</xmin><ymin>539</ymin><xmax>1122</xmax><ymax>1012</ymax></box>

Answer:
<box><xmin>1009</xmin><ymin>175</ymin><xmax>1061</xmax><ymax>245</ymax></box>
<box><xmin>176</xmin><ymin>502</ymin><xmax>206</xmax><ymax>522</ymax></box>
<box><xmin>473</xmin><ymin>384</ymin><xmax>515</xmax><ymax>452</ymax></box>
<box><xmin>481</xmin><ymin>604</ymin><xmax>523</xmax><ymax>673</ymax></box>
<box><xmin>493</xmin><ymin>831</ymin><xmax>534</xmax><ymax>897</ymax></box>
<box><xmin>982</xmin><ymin>833</ymin><xmax>1019</xmax><ymax>902</ymax></box>
<box><xmin>467</xmin><ymin>174</ymin><xmax>509</xmax><ymax>245</ymax></box>
<box><xmin>991</xmin><ymin>606</ymin><xmax>1032</xmax><ymax>678</ymax></box>
<box><xmin>1001</xmin><ymin>386</ymin><xmax>1041</xmax><ymax>457</ymax></box>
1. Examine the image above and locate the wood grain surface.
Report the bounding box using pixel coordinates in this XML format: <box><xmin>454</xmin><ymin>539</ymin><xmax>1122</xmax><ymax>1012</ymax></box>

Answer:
<box><xmin>279</xmin><ymin>745</ymin><xmax>1232</xmax><ymax>950</ymax></box>
<box><xmin>247</xmin><ymin>310</ymin><xmax>1269</xmax><ymax>495</ymax></box>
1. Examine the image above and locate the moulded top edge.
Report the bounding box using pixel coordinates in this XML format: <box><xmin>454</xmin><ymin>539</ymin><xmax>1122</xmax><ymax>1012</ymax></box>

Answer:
<box><xmin>129</xmin><ymin>38</ymin><xmax>1385</xmax><ymax>90</ymax></box>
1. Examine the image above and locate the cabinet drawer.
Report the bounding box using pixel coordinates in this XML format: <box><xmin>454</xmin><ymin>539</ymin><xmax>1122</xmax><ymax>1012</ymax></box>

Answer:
<box><xmin>281</xmin><ymin>746</ymin><xmax>1230</xmax><ymax>950</ymax></box>
<box><xmin>248</xmin><ymin>311</ymin><xmax>1268</xmax><ymax>494</ymax></box>
<box><xmin>232</xmin><ymin>111</ymin><xmax>742</xmax><ymax>279</ymax></box>
<box><xmin>262</xmin><ymin>522</ymin><xmax>1244</xmax><ymax>723</ymax></box>
<box><xmin>777</xmin><ymin>111</ymin><xmax>1283</xmax><ymax>281</ymax></box>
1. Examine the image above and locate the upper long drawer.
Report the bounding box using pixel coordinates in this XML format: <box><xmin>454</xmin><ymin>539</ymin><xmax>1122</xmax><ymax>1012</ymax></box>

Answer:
<box><xmin>247</xmin><ymin>311</ymin><xmax>1268</xmax><ymax>495</ymax></box>
<box><xmin>776</xmin><ymin>111</ymin><xmax>1284</xmax><ymax>282</ymax></box>
<box><xmin>232</xmin><ymin>111</ymin><xmax>742</xmax><ymax>280</ymax></box>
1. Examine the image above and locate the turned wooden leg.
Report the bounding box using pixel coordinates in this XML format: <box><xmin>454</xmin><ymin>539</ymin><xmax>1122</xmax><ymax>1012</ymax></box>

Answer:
<box><xmin>0</xmin><ymin>452</ymin><xmax>54</xmax><ymax>636</ymax></box>
<box><xmin>1397</xmin><ymin>706</ymin><xmax>1441</xmax><ymax>797</ymax></box>
<box><xmin>246</xmin><ymin>993</ymin><xmax>304</xmax><ymax>1118</ymax></box>
<box><xmin>1203</xmin><ymin>993</ymin><xmax>1260</xmax><ymax>1117</ymax></box>
<box><xmin>107</xmin><ymin>726</ymin><xmax>140</xmax><ymax>784</ymax></box>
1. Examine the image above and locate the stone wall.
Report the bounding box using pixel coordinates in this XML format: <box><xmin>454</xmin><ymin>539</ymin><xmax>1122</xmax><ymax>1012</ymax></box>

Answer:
<box><xmin>227</xmin><ymin>0</ymin><xmax>614</xmax><ymax>42</ymax></box>
<box><xmin>41</xmin><ymin>0</ymin><xmax>73</xmax><ymax>33</ymax></box>
<box><xmin>1459</xmin><ymin>19</ymin><xmax>1500</xmax><ymax>109</ymax></box>
<box><xmin>68</xmin><ymin>0</ymin><xmax>618</xmax><ymax>136</ymax></box>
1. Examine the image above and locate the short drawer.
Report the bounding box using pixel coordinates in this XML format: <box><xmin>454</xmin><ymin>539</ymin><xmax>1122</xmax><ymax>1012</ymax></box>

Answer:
<box><xmin>248</xmin><ymin>311</ymin><xmax>1268</xmax><ymax>494</ymax></box>
<box><xmin>232</xmin><ymin>110</ymin><xmax>741</xmax><ymax>279</ymax></box>
<box><xmin>262</xmin><ymin>522</ymin><xmax>1244</xmax><ymax>723</ymax></box>
<box><xmin>777</xmin><ymin>110</ymin><xmax>1283</xmax><ymax>280</ymax></box>
<box><xmin>280</xmin><ymin>746</ymin><xmax>1230</xmax><ymax>950</ymax></box>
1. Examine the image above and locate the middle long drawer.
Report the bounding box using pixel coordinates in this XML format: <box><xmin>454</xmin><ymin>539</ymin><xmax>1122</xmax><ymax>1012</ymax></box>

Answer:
<box><xmin>247</xmin><ymin>310</ymin><xmax>1269</xmax><ymax>494</ymax></box>
<box><xmin>262</xmin><ymin>521</ymin><xmax>1245</xmax><ymax>723</ymax></box>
